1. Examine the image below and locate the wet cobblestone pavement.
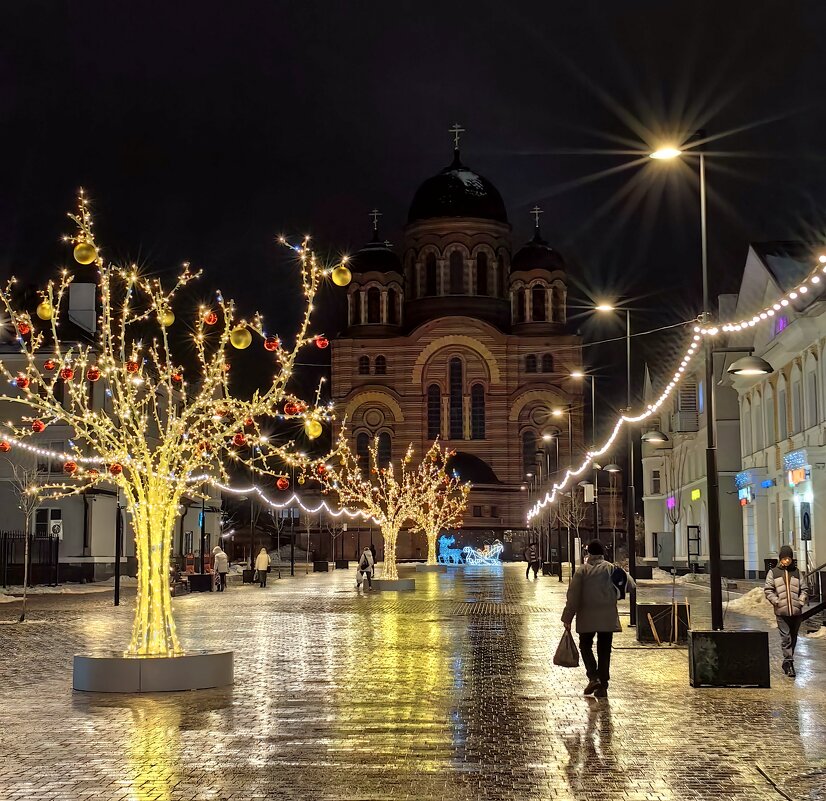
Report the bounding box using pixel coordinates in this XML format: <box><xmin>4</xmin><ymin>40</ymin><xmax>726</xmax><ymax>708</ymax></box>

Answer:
<box><xmin>1</xmin><ymin>564</ymin><xmax>825</xmax><ymax>800</ymax></box>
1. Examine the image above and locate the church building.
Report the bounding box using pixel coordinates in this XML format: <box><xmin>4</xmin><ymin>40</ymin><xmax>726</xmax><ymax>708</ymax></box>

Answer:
<box><xmin>330</xmin><ymin>138</ymin><xmax>585</xmax><ymax>558</ymax></box>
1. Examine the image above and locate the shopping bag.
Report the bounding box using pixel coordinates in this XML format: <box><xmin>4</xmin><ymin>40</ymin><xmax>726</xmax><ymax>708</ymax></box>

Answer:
<box><xmin>553</xmin><ymin>629</ymin><xmax>580</xmax><ymax>668</ymax></box>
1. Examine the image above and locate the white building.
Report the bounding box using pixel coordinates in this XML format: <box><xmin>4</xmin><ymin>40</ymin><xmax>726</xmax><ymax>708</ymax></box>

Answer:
<box><xmin>641</xmin><ymin>295</ymin><xmax>746</xmax><ymax>577</ymax></box>
<box><xmin>728</xmin><ymin>242</ymin><xmax>826</xmax><ymax>578</ymax></box>
<box><xmin>0</xmin><ymin>284</ymin><xmax>220</xmax><ymax>584</ymax></box>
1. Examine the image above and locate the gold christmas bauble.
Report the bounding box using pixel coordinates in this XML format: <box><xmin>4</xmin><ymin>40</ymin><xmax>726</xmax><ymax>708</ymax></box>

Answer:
<box><xmin>73</xmin><ymin>242</ymin><xmax>98</xmax><ymax>265</ymax></box>
<box><xmin>160</xmin><ymin>309</ymin><xmax>175</xmax><ymax>327</ymax></box>
<box><xmin>331</xmin><ymin>264</ymin><xmax>352</xmax><ymax>287</ymax></box>
<box><xmin>230</xmin><ymin>326</ymin><xmax>252</xmax><ymax>349</ymax></box>
<box><xmin>36</xmin><ymin>300</ymin><xmax>54</xmax><ymax>321</ymax></box>
<box><xmin>305</xmin><ymin>418</ymin><xmax>323</xmax><ymax>439</ymax></box>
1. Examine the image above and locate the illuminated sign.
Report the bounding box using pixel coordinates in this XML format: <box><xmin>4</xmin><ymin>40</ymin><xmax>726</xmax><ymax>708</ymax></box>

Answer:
<box><xmin>761</xmin><ymin>479</ymin><xmax>775</xmax><ymax>489</ymax></box>
<box><xmin>787</xmin><ymin>467</ymin><xmax>810</xmax><ymax>487</ymax></box>
<box><xmin>691</xmin><ymin>488</ymin><xmax>702</xmax><ymax>501</ymax></box>
<box><xmin>738</xmin><ymin>487</ymin><xmax>753</xmax><ymax>506</ymax></box>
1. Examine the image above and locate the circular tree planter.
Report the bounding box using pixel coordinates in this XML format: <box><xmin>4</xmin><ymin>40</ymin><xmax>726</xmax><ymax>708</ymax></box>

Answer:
<box><xmin>73</xmin><ymin>650</ymin><xmax>234</xmax><ymax>693</ymax></box>
<box><xmin>415</xmin><ymin>564</ymin><xmax>447</xmax><ymax>573</ymax></box>
<box><xmin>372</xmin><ymin>578</ymin><xmax>416</xmax><ymax>591</ymax></box>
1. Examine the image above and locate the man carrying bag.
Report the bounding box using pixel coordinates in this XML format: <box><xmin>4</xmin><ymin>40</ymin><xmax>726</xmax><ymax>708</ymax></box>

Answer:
<box><xmin>561</xmin><ymin>540</ymin><xmax>635</xmax><ymax>698</ymax></box>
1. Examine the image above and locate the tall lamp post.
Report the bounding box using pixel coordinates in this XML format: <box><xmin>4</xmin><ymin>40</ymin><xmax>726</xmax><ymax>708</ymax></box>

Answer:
<box><xmin>542</xmin><ymin>432</ymin><xmax>562</xmax><ymax>580</ymax></box>
<box><xmin>595</xmin><ymin>304</ymin><xmax>637</xmax><ymax>624</ymax></box>
<box><xmin>571</xmin><ymin>370</ymin><xmax>599</xmax><ymax>540</ymax></box>
<box><xmin>552</xmin><ymin>406</ymin><xmax>575</xmax><ymax>576</ymax></box>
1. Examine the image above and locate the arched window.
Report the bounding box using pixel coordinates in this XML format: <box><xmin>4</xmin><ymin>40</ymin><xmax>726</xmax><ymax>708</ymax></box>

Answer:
<box><xmin>427</xmin><ymin>384</ymin><xmax>441</xmax><ymax>439</ymax></box>
<box><xmin>742</xmin><ymin>400</ymin><xmax>753</xmax><ymax>456</ymax></box>
<box><xmin>449</xmin><ymin>251</ymin><xmax>465</xmax><ymax>294</ymax></box>
<box><xmin>471</xmin><ymin>384</ymin><xmax>485</xmax><ymax>440</ymax></box>
<box><xmin>358</xmin><ymin>356</ymin><xmax>370</xmax><ymax>375</ymax></box>
<box><xmin>377</xmin><ymin>432</ymin><xmax>391</xmax><ymax>468</ymax></box>
<box><xmin>541</xmin><ymin>353</ymin><xmax>553</xmax><ymax>373</ymax></box>
<box><xmin>525</xmin><ymin>354</ymin><xmax>537</xmax><ymax>373</ymax></box>
<box><xmin>356</xmin><ymin>432</ymin><xmax>369</xmax><ymax>473</ymax></box>
<box><xmin>522</xmin><ymin>430</ymin><xmax>537</xmax><ymax>475</ymax></box>
<box><xmin>515</xmin><ymin>288</ymin><xmax>526</xmax><ymax>323</ymax></box>
<box><xmin>753</xmin><ymin>391</ymin><xmax>764</xmax><ymax>451</ymax></box>
<box><xmin>449</xmin><ymin>357</ymin><xmax>463</xmax><ymax>439</ymax></box>
<box><xmin>532</xmin><ymin>286</ymin><xmax>547</xmax><ymax>321</ymax></box>
<box><xmin>765</xmin><ymin>384</ymin><xmax>776</xmax><ymax>444</ymax></box>
<box><xmin>387</xmin><ymin>289</ymin><xmax>398</xmax><ymax>325</ymax></box>
<box><xmin>499</xmin><ymin>256</ymin><xmax>507</xmax><ymax>297</ymax></box>
<box><xmin>778</xmin><ymin>379</ymin><xmax>788</xmax><ymax>440</ymax></box>
<box><xmin>552</xmin><ymin>285</ymin><xmax>565</xmax><ymax>321</ymax></box>
<box><xmin>367</xmin><ymin>288</ymin><xmax>381</xmax><ymax>324</ymax></box>
<box><xmin>425</xmin><ymin>253</ymin><xmax>438</xmax><ymax>296</ymax></box>
<box><xmin>476</xmin><ymin>252</ymin><xmax>488</xmax><ymax>296</ymax></box>
<box><xmin>374</xmin><ymin>355</ymin><xmax>386</xmax><ymax>375</ymax></box>
<box><xmin>806</xmin><ymin>357</ymin><xmax>818</xmax><ymax>428</ymax></box>
<box><xmin>791</xmin><ymin>367</ymin><xmax>803</xmax><ymax>434</ymax></box>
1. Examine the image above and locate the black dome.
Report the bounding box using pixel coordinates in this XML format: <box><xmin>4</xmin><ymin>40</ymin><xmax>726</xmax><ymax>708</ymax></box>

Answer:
<box><xmin>408</xmin><ymin>150</ymin><xmax>508</xmax><ymax>224</ymax></box>
<box><xmin>446</xmin><ymin>452</ymin><xmax>501</xmax><ymax>485</ymax></box>
<box><xmin>512</xmin><ymin>227</ymin><xmax>565</xmax><ymax>272</ymax></box>
<box><xmin>349</xmin><ymin>234</ymin><xmax>402</xmax><ymax>274</ymax></box>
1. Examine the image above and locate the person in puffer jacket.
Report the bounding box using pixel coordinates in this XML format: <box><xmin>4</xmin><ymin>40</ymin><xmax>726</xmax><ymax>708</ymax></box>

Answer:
<box><xmin>764</xmin><ymin>545</ymin><xmax>808</xmax><ymax>677</ymax></box>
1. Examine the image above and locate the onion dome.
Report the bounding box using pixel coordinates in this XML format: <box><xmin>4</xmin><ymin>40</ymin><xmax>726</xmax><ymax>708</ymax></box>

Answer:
<box><xmin>349</xmin><ymin>228</ymin><xmax>401</xmax><ymax>274</ymax></box>
<box><xmin>408</xmin><ymin>149</ymin><xmax>508</xmax><ymax>224</ymax></box>
<box><xmin>512</xmin><ymin>213</ymin><xmax>565</xmax><ymax>272</ymax></box>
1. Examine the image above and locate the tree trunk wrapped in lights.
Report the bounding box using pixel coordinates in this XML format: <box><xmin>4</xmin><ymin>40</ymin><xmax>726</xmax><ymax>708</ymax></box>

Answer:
<box><xmin>321</xmin><ymin>435</ymin><xmax>427</xmax><ymax>581</ymax></box>
<box><xmin>411</xmin><ymin>442</ymin><xmax>470</xmax><ymax>564</ymax></box>
<box><xmin>0</xmin><ymin>192</ymin><xmax>347</xmax><ymax>656</ymax></box>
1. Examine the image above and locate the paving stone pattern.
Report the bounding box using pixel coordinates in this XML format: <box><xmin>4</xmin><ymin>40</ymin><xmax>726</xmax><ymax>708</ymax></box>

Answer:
<box><xmin>0</xmin><ymin>565</ymin><xmax>825</xmax><ymax>800</ymax></box>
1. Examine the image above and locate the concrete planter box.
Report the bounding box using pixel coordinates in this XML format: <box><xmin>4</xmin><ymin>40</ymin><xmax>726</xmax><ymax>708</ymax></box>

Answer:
<box><xmin>334</xmin><ymin>560</ymin><xmax>350</xmax><ymax>569</ymax></box>
<box><xmin>637</xmin><ymin>602</ymin><xmax>690</xmax><ymax>643</ymax></box>
<box><xmin>634</xmin><ymin>565</ymin><xmax>653</xmax><ymax>580</ymax></box>
<box><xmin>187</xmin><ymin>573</ymin><xmax>213</xmax><ymax>592</ymax></box>
<box><xmin>373</xmin><ymin>578</ymin><xmax>415</xmax><ymax>591</ymax></box>
<box><xmin>688</xmin><ymin>630</ymin><xmax>770</xmax><ymax>688</ymax></box>
<box><xmin>312</xmin><ymin>561</ymin><xmax>330</xmax><ymax>572</ymax></box>
<box><xmin>73</xmin><ymin>650</ymin><xmax>234</xmax><ymax>693</ymax></box>
<box><xmin>416</xmin><ymin>564</ymin><xmax>447</xmax><ymax>573</ymax></box>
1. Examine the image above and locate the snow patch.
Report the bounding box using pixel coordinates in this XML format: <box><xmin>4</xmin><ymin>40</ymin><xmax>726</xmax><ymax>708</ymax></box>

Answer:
<box><xmin>724</xmin><ymin>587</ymin><xmax>776</xmax><ymax>621</ymax></box>
<box><xmin>804</xmin><ymin>626</ymin><xmax>826</xmax><ymax>639</ymax></box>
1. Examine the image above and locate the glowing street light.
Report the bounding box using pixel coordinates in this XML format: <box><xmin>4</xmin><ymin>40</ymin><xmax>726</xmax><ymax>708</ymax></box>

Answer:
<box><xmin>649</xmin><ymin>146</ymin><xmax>683</xmax><ymax>160</ymax></box>
<box><xmin>595</xmin><ymin>303</ymin><xmax>615</xmax><ymax>312</ymax></box>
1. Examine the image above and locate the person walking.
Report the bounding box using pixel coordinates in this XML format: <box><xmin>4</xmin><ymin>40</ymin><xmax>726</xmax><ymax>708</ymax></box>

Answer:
<box><xmin>212</xmin><ymin>545</ymin><xmax>229</xmax><ymax>592</ymax></box>
<box><xmin>561</xmin><ymin>539</ymin><xmax>635</xmax><ymax>698</ymax></box>
<box><xmin>764</xmin><ymin>545</ymin><xmax>808</xmax><ymax>677</ymax></box>
<box><xmin>356</xmin><ymin>545</ymin><xmax>374</xmax><ymax>591</ymax></box>
<box><xmin>524</xmin><ymin>541</ymin><xmax>541</xmax><ymax>580</ymax></box>
<box><xmin>369</xmin><ymin>542</ymin><xmax>377</xmax><ymax>564</ymax></box>
<box><xmin>255</xmin><ymin>547</ymin><xmax>271</xmax><ymax>588</ymax></box>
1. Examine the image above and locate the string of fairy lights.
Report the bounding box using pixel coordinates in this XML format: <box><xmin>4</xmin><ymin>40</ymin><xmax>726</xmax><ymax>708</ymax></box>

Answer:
<box><xmin>527</xmin><ymin>253</ymin><xmax>826</xmax><ymax>523</ymax></box>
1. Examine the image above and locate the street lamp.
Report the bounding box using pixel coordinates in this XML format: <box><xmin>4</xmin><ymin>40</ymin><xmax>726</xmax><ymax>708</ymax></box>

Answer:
<box><xmin>570</xmin><ymin>370</ymin><xmax>599</xmax><ymax>542</ymax></box>
<box><xmin>727</xmin><ymin>355</ymin><xmax>773</xmax><ymax>376</ymax></box>
<box><xmin>641</xmin><ymin>430</ymin><xmax>669</xmax><ymax>443</ymax></box>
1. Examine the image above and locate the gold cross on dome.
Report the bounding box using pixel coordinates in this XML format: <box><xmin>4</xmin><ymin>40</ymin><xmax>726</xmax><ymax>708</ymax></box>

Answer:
<box><xmin>449</xmin><ymin>123</ymin><xmax>465</xmax><ymax>149</ymax></box>
<box><xmin>531</xmin><ymin>206</ymin><xmax>543</xmax><ymax>226</ymax></box>
<box><xmin>369</xmin><ymin>209</ymin><xmax>382</xmax><ymax>231</ymax></box>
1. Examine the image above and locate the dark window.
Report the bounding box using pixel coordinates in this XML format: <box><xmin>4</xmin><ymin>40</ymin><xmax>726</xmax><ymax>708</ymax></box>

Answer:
<box><xmin>525</xmin><ymin>354</ymin><xmax>537</xmax><ymax>373</ymax></box>
<box><xmin>425</xmin><ymin>253</ymin><xmax>438</xmax><ymax>295</ymax></box>
<box><xmin>490</xmin><ymin>505</ymin><xmax>498</xmax><ymax>518</ymax></box>
<box><xmin>387</xmin><ymin>289</ymin><xmax>398</xmax><ymax>325</ymax></box>
<box><xmin>356</xmin><ymin>433</ymin><xmax>369</xmax><ymax>473</ymax></box>
<box><xmin>522</xmin><ymin>430</ymin><xmax>537</xmax><ymax>474</ymax></box>
<box><xmin>652</xmin><ymin>470</ymin><xmax>661</xmax><ymax>495</ymax></box>
<box><xmin>541</xmin><ymin>353</ymin><xmax>553</xmax><ymax>373</ymax></box>
<box><xmin>515</xmin><ymin>288</ymin><xmax>526</xmax><ymax>323</ymax></box>
<box><xmin>358</xmin><ymin>356</ymin><xmax>370</xmax><ymax>375</ymax></box>
<box><xmin>532</xmin><ymin>287</ymin><xmax>547</xmax><ymax>321</ymax></box>
<box><xmin>374</xmin><ymin>355</ymin><xmax>386</xmax><ymax>375</ymax></box>
<box><xmin>449</xmin><ymin>357</ymin><xmax>464</xmax><ymax>439</ymax></box>
<box><xmin>377</xmin><ymin>432</ymin><xmax>391</xmax><ymax>468</ymax></box>
<box><xmin>499</xmin><ymin>257</ymin><xmax>507</xmax><ymax>296</ymax></box>
<box><xmin>552</xmin><ymin>286</ymin><xmax>564</xmax><ymax>321</ymax></box>
<box><xmin>367</xmin><ymin>288</ymin><xmax>381</xmax><ymax>324</ymax></box>
<box><xmin>471</xmin><ymin>383</ymin><xmax>485</xmax><ymax>440</ymax></box>
<box><xmin>427</xmin><ymin>384</ymin><xmax>441</xmax><ymax>439</ymax></box>
<box><xmin>351</xmin><ymin>293</ymin><xmax>361</xmax><ymax>325</ymax></box>
<box><xmin>476</xmin><ymin>252</ymin><xmax>488</xmax><ymax>296</ymax></box>
<box><xmin>449</xmin><ymin>251</ymin><xmax>465</xmax><ymax>294</ymax></box>
<box><xmin>473</xmin><ymin>505</ymin><xmax>482</xmax><ymax>517</ymax></box>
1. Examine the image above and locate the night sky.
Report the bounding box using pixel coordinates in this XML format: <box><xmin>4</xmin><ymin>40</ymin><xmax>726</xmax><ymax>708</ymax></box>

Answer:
<box><xmin>3</xmin><ymin>0</ymin><xmax>826</xmax><ymax>424</ymax></box>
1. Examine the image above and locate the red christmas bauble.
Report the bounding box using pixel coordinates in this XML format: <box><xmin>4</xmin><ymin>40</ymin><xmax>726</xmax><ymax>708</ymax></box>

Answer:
<box><xmin>315</xmin><ymin>336</ymin><xmax>329</xmax><ymax>349</ymax></box>
<box><xmin>317</xmin><ymin>463</ymin><xmax>327</xmax><ymax>475</ymax></box>
<box><xmin>264</xmin><ymin>336</ymin><xmax>280</xmax><ymax>352</ymax></box>
<box><xmin>233</xmin><ymin>432</ymin><xmax>247</xmax><ymax>447</ymax></box>
<box><xmin>16</xmin><ymin>375</ymin><xmax>29</xmax><ymax>389</ymax></box>
<box><xmin>109</xmin><ymin>463</ymin><xmax>123</xmax><ymax>476</ymax></box>
<box><xmin>244</xmin><ymin>417</ymin><xmax>254</xmax><ymax>428</ymax></box>
<box><xmin>44</xmin><ymin>359</ymin><xmax>56</xmax><ymax>371</ymax></box>
<box><xmin>284</xmin><ymin>401</ymin><xmax>299</xmax><ymax>416</ymax></box>
<box><xmin>17</xmin><ymin>322</ymin><xmax>30</xmax><ymax>336</ymax></box>
<box><xmin>171</xmin><ymin>372</ymin><xmax>183</xmax><ymax>383</ymax></box>
<box><xmin>223</xmin><ymin>363</ymin><xmax>231</xmax><ymax>372</ymax></box>
<box><xmin>88</xmin><ymin>469</ymin><xmax>99</xmax><ymax>477</ymax></box>
<box><xmin>63</xmin><ymin>461</ymin><xmax>77</xmax><ymax>475</ymax></box>
<box><xmin>0</xmin><ymin>441</ymin><xmax>11</xmax><ymax>453</ymax></box>
<box><xmin>215</xmin><ymin>407</ymin><xmax>228</xmax><ymax>418</ymax></box>
<box><xmin>276</xmin><ymin>476</ymin><xmax>290</xmax><ymax>491</ymax></box>
<box><xmin>59</xmin><ymin>367</ymin><xmax>74</xmax><ymax>381</ymax></box>
<box><xmin>126</xmin><ymin>361</ymin><xmax>139</xmax><ymax>374</ymax></box>
<box><xmin>31</xmin><ymin>420</ymin><xmax>45</xmax><ymax>433</ymax></box>
<box><xmin>86</xmin><ymin>366</ymin><xmax>101</xmax><ymax>382</ymax></box>
<box><xmin>204</xmin><ymin>311</ymin><xmax>218</xmax><ymax>326</ymax></box>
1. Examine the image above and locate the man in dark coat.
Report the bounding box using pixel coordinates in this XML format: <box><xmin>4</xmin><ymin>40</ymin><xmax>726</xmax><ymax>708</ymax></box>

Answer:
<box><xmin>524</xmin><ymin>541</ymin><xmax>541</xmax><ymax>580</ymax></box>
<box><xmin>561</xmin><ymin>540</ymin><xmax>635</xmax><ymax>698</ymax></box>
<box><xmin>764</xmin><ymin>545</ymin><xmax>808</xmax><ymax>677</ymax></box>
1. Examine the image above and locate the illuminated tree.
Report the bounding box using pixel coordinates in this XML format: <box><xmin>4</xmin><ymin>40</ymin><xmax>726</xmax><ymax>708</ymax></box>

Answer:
<box><xmin>0</xmin><ymin>192</ymin><xmax>345</xmax><ymax>655</ymax></box>
<box><xmin>410</xmin><ymin>442</ymin><xmax>470</xmax><ymax>564</ymax></box>
<box><xmin>321</xmin><ymin>435</ymin><xmax>423</xmax><ymax>580</ymax></box>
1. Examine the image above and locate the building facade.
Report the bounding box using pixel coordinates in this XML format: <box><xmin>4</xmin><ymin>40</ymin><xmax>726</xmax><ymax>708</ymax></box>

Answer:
<box><xmin>330</xmin><ymin>145</ymin><xmax>585</xmax><ymax>559</ymax></box>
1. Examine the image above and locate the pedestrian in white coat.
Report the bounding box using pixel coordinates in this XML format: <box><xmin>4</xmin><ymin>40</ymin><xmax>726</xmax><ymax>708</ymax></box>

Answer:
<box><xmin>255</xmin><ymin>547</ymin><xmax>271</xmax><ymax>588</ymax></box>
<box><xmin>212</xmin><ymin>546</ymin><xmax>229</xmax><ymax>592</ymax></box>
<box><xmin>356</xmin><ymin>546</ymin><xmax>374</xmax><ymax>591</ymax></box>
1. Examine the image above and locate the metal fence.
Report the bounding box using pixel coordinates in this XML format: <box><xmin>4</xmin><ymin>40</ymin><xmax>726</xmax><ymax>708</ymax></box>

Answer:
<box><xmin>0</xmin><ymin>529</ymin><xmax>61</xmax><ymax>587</ymax></box>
